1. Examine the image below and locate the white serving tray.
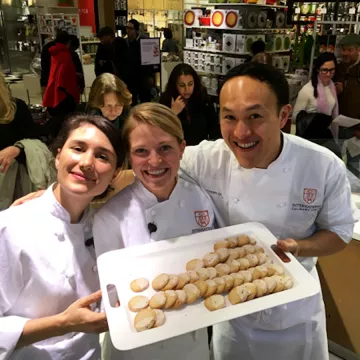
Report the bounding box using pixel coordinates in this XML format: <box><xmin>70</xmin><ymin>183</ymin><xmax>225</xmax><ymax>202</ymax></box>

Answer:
<box><xmin>97</xmin><ymin>222</ymin><xmax>320</xmax><ymax>351</ymax></box>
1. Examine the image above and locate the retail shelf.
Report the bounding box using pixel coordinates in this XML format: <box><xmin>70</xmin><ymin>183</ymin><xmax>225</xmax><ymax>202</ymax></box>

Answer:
<box><xmin>40</xmin><ymin>32</ymin><xmax>53</xmax><ymax>35</ymax></box>
<box><xmin>188</xmin><ymin>26</ymin><xmax>290</xmax><ymax>32</ymax></box>
<box><xmin>185</xmin><ymin>3</ymin><xmax>287</xmax><ymax>9</ymax></box>
<box><xmin>184</xmin><ymin>47</ymin><xmax>291</xmax><ymax>54</ymax></box>
<box><xmin>85</xmin><ymin>53</ymin><xmax>97</xmax><ymax>56</ymax></box>
<box><xmin>81</xmin><ymin>40</ymin><xmax>100</xmax><ymax>44</ymax></box>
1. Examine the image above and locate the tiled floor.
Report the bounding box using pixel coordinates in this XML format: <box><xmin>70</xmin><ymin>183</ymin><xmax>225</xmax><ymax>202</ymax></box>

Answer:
<box><xmin>329</xmin><ymin>352</ymin><xmax>344</xmax><ymax>360</ymax></box>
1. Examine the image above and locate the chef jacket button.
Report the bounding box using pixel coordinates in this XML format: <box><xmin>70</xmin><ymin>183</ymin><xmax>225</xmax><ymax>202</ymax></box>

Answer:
<box><xmin>264</xmin><ymin>309</ymin><xmax>272</xmax><ymax>316</ymax></box>
<box><xmin>84</xmin><ymin>226</ymin><xmax>90</xmax><ymax>232</ymax></box>
<box><xmin>55</xmin><ymin>232</ymin><xmax>65</xmax><ymax>241</ymax></box>
<box><xmin>233</xmin><ymin>198</ymin><xmax>239</xmax><ymax>204</ymax></box>
<box><xmin>92</xmin><ymin>265</ymin><xmax>98</xmax><ymax>272</ymax></box>
<box><xmin>151</xmin><ymin>210</ymin><xmax>156</xmax><ymax>216</ymax></box>
<box><xmin>283</xmin><ymin>168</ymin><xmax>290</xmax><ymax>173</ymax></box>
<box><xmin>183</xmin><ymin>182</ymin><xmax>189</xmax><ymax>188</ymax></box>
<box><xmin>179</xmin><ymin>200</ymin><xmax>185</xmax><ymax>208</ymax></box>
<box><xmin>277</xmin><ymin>202</ymin><xmax>287</xmax><ymax>208</ymax></box>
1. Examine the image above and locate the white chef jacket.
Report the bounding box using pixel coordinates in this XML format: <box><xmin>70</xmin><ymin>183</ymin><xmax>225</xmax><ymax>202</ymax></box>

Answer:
<box><xmin>0</xmin><ymin>185</ymin><xmax>101</xmax><ymax>360</ymax></box>
<box><xmin>180</xmin><ymin>134</ymin><xmax>359</xmax><ymax>360</ymax></box>
<box><xmin>93</xmin><ymin>175</ymin><xmax>216</xmax><ymax>360</ymax></box>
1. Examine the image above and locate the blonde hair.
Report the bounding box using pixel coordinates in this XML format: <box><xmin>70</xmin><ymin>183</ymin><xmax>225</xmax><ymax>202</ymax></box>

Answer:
<box><xmin>0</xmin><ymin>73</ymin><xmax>16</xmax><ymax>124</ymax></box>
<box><xmin>88</xmin><ymin>73</ymin><xmax>132</xmax><ymax>109</ymax></box>
<box><xmin>122</xmin><ymin>102</ymin><xmax>184</xmax><ymax>156</ymax></box>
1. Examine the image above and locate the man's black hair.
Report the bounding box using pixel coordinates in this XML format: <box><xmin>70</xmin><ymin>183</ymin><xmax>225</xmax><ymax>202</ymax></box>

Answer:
<box><xmin>128</xmin><ymin>19</ymin><xmax>140</xmax><ymax>31</ymax></box>
<box><xmin>98</xmin><ymin>26</ymin><xmax>115</xmax><ymax>38</ymax></box>
<box><xmin>251</xmin><ymin>40</ymin><xmax>266</xmax><ymax>55</ymax></box>
<box><xmin>164</xmin><ymin>28</ymin><xmax>173</xmax><ymax>39</ymax></box>
<box><xmin>55</xmin><ymin>30</ymin><xmax>70</xmax><ymax>44</ymax></box>
<box><xmin>69</xmin><ymin>35</ymin><xmax>80</xmax><ymax>50</ymax></box>
<box><xmin>219</xmin><ymin>63</ymin><xmax>289</xmax><ymax>111</ymax></box>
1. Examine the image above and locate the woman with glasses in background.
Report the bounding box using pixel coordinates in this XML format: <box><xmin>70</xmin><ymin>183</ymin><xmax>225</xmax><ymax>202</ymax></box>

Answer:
<box><xmin>293</xmin><ymin>52</ymin><xmax>338</xmax><ymax>121</ymax></box>
<box><xmin>293</xmin><ymin>52</ymin><xmax>341</xmax><ymax>157</ymax></box>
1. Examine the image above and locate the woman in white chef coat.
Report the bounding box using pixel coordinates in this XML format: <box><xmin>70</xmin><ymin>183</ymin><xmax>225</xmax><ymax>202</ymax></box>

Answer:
<box><xmin>93</xmin><ymin>103</ymin><xmax>216</xmax><ymax>360</ymax></box>
<box><xmin>0</xmin><ymin>114</ymin><xmax>124</xmax><ymax>360</ymax></box>
<box><xmin>180</xmin><ymin>63</ymin><xmax>357</xmax><ymax>360</ymax></box>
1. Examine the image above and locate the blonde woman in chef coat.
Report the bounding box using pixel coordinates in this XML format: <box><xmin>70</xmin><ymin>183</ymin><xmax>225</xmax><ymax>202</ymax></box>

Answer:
<box><xmin>93</xmin><ymin>103</ymin><xmax>217</xmax><ymax>360</ymax></box>
<box><xmin>0</xmin><ymin>114</ymin><xmax>124</xmax><ymax>360</ymax></box>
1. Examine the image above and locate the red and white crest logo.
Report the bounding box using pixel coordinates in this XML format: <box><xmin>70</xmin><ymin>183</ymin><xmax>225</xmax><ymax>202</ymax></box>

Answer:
<box><xmin>194</xmin><ymin>210</ymin><xmax>210</xmax><ymax>227</ymax></box>
<box><xmin>303</xmin><ymin>188</ymin><xmax>317</xmax><ymax>204</ymax></box>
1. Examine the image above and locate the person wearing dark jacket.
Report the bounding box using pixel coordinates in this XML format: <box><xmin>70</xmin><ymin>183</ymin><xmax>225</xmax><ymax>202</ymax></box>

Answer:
<box><xmin>159</xmin><ymin>63</ymin><xmax>220</xmax><ymax>145</ymax></box>
<box><xmin>95</xmin><ymin>26</ymin><xmax>129</xmax><ymax>85</ymax></box>
<box><xmin>0</xmin><ymin>72</ymin><xmax>39</xmax><ymax>173</ymax></box>
<box><xmin>69</xmin><ymin>35</ymin><xmax>85</xmax><ymax>94</ymax></box>
<box><xmin>126</xmin><ymin>19</ymin><xmax>153</xmax><ymax>105</ymax></box>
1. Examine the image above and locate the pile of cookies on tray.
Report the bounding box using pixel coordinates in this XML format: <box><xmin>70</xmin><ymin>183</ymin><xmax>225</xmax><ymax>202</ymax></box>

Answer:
<box><xmin>128</xmin><ymin>234</ymin><xmax>293</xmax><ymax>332</ymax></box>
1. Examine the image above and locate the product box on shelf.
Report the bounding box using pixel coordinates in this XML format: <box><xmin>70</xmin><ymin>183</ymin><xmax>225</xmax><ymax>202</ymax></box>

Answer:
<box><xmin>184</xmin><ymin>9</ymin><xmax>203</xmax><ymax>28</ymax></box>
<box><xmin>272</xmin><ymin>34</ymin><xmax>283</xmax><ymax>52</ymax></box>
<box><xmin>235</xmin><ymin>58</ymin><xmax>246</xmax><ymax>66</ymax></box>
<box><xmin>235</xmin><ymin>34</ymin><xmax>246</xmax><ymax>54</ymax></box>
<box><xmin>223</xmin><ymin>57</ymin><xmax>236</xmax><ymax>75</ymax></box>
<box><xmin>282</xmin><ymin>55</ymin><xmax>290</xmax><ymax>73</ymax></box>
<box><xmin>283</xmin><ymin>34</ymin><xmax>291</xmax><ymax>51</ymax></box>
<box><xmin>272</xmin><ymin>55</ymin><xmax>283</xmax><ymax>70</ymax></box>
<box><xmin>222</xmin><ymin>34</ymin><xmax>237</xmax><ymax>53</ymax></box>
<box><xmin>185</xmin><ymin>38</ymin><xmax>194</xmax><ymax>48</ymax></box>
<box><xmin>210</xmin><ymin>10</ymin><xmax>242</xmax><ymax>30</ymax></box>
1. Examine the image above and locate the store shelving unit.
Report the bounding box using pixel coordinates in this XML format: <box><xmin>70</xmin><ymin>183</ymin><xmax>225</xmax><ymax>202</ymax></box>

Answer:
<box><xmin>183</xmin><ymin>1</ymin><xmax>290</xmax><ymax>95</ymax></box>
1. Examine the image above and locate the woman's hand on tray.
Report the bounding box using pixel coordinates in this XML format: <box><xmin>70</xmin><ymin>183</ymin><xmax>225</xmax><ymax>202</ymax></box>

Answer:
<box><xmin>60</xmin><ymin>290</ymin><xmax>109</xmax><ymax>334</ymax></box>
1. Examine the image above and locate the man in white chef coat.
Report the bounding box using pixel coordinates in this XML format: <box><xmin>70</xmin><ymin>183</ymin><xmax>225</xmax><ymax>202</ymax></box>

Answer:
<box><xmin>180</xmin><ymin>62</ymin><xmax>358</xmax><ymax>360</ymax></box>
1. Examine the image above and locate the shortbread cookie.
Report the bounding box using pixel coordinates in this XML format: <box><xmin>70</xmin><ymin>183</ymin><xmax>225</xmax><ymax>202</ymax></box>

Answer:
<box><xmin>205</xmin><ymin>294</ymin><xmax>226</xmax><ymax>311</ymax></box>
<box><xmin>196</xmin><ymin>268</ymin><xmax>209</xmax><ymax>281</ymax></box>
<box><xmin>130</xmin><ymin>278</ymin><xmax>149</xmax><ymax>293</ymax></box>
<box><xmin>194</xmin><ymin>280</ymin><xmax>208</xmax><ymax>297</ymax></box>
<box><xmin>245</xmin><ymin>254</ymin><xmax>259</xmax><ymax>267</ymax></box>
<box><xmin>242</xmin><ymin>245</ymin><xmax>256</xmax><ymax>255</ymax></box>
<box><xmin>257</xmin><ymin>252</ymin><xmax>267</xmax><ymax>265</ymax></box>
<box><xmin>207</xmin><ymin>267</ymin><xmax>217</xmax><ymax>279</ymax></box>
<box><xmin>238</xmin><ymin>258</ymin><xmax>251</xmax><ymax>270</ymax></box>
<box><xmin>163</xmin><ymin>275</ymin><xmax>179</xmax><ymax>291</ymax></box>
<box><xmin>128</xmin><ymin>295</ymin><xmax>149</xmax><ymax>312</ymax></box>
<box><xmin>186</xmin><ymin>259</ymin><xmax>204</xmax><ymax>271</ymax></box>
<box><xmin>187</xmin><ymin>270</ymin><xmax>200</xmax><ymax>283</ymax></box>
<box><xmin>134</xmin><ymin>308</ymin><xmax>156</xmax><ymax>332</ymax></box>
<box><xmin>204</xmin><ymin>279</ymin><xmax>218</xmax><ymax>298</ymax></box>
<box><xmin>282</xmin><ymin>275</ymin><xmax>293</xmax><ymax>290</ymax></box>
<box><xmin>263</xmin><ymin>276</ymin><xmax>276</xmax><ymax>294</ymax></box>
<box><xmin>244</xmin><ymin>282</ymin><xmax>257</xmax><ymax>300</ymax></box>
<box><xmin>149</xmin><ymin>291</ymin><xmax>167</xmax><ymax>309</ymax></box>
<box><xmin>249</xmin><ymin>267</ymin><xmax>261</xmax><ymax>281</ymax></box>
<box><xmin>215</xmin><ymin>263</ymin><xmax>231</xmax><ymax>276</ymax></box>
<box><xmin>228</xmin><ymin>285</ymin><xmax>249</xmax><ymax>305</ymax></box>
<box><xmin>231</xmin><ymin>272</ymin><xmax>244</xmax><ymax>287</ymax></box>
<box><xmin>176</xmin><ymin>273</ymin><xmax>190</xmax><ymax>289</ymax></box>
<box><xmin>226</xmin><ymin>259</ymin><xmax>240</xmax><ymax>273</ymax></box>
<box><xmin>267</xmin><ymin>264</ymin><xmax>284</xmax><ymax>276</ymax></box>
<box><xmin>153</xmin><ymin>309</ymin><xmax>166</xmax><ymax>328</ymax></box>
<box><xmin>239</xmin><ymin>270</ymin><xmax>252</xmax><ymax>283</ymax></box>
<box><xmin>215</xmin><ymin>248</ymin><xmax>230</xmax><ymax>262</ymax></box>
<box><xmin>222</xmin><ymin>275</ymin><xmax>234</xmax><ymax>292</ymax></box>
<box><xmin>214</xmin><ymin>239</ymin><xmax>229</xmax><ymax>251</ymax></box>
<box><xmin>255</xmin><ymin>265</ymin><xmax>268</xmax><ymax>278</ymax></box>
<box><xmin>237</xmin><ymin>235</ymin><xmax>250</xmax><ymax>246</ymax></box>
<box><xmin>226</xmin><ymin>237</ymin><xmax>238</xmax><ymax>248</ymax></box>
<box><xmin>235</xmin><ymin>247</ymin><xmax>246</xmax><ymax>258</ymax></box>
<box><xmin>249</xmin><ymin>237</ymin><xmax>257</xmax><ymax>245</ymax></box>
<box><xmin>184</xmin><ymin>283</ymin><xmax>200</xmax><ymax>304</ymax></box>
<box><xmin>228</xmin><ymin>248</ymin><xmax>240</xmax><ymax>260</ymax></box>
<box><xmin>272</xmin><ymin>275</ymin><xmax>285</xmax><ymax>293</ymax></box>
<box><xmin>214</xmin><ymin>277</ymin><xmax>226</xmax><ymax>294</ymax></box>
<box><xmin>254</xmin><ymin>245</ymin><xmax>265</xmax><ymax>253</ymax></box>
<box><xmin>164</xmin><ymin>290</ymin><xmax>178</xmax><ymax>309</ymax></box>
<box><xmin>203</xmin><ymin>252</ymin><xmax>220</xmax><ymax>267</ymax></box>
<box><xmin>253</xmin><ymin>279</ymin><xmax>267</xmax><ymax>298</ymax></box>
<box><xmin>152</xmin><ymin>273</ymin><xmax>169</xmax><ymax>290</ymax></box>
<box><xmin>173</xmin><ymin>290</ymin><xmax>187</xmax><ymax>309</ymax></box>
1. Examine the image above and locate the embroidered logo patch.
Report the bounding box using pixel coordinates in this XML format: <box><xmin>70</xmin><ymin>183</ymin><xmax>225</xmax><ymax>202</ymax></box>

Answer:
<box><xmin>303</xmin><ymin>188</ymin><xmax>317</xmax><ymax>204</ymax></box>
<box><xmin>194</xmin><ymin>210</ymin><xmax>210</xmax><ymax>227</ymax></box>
